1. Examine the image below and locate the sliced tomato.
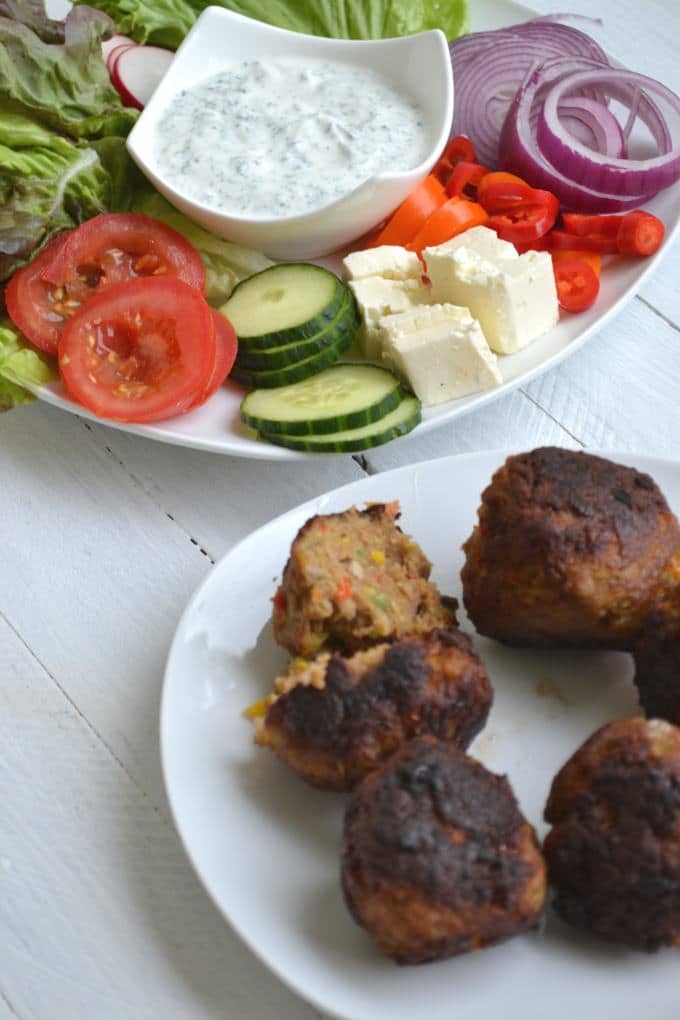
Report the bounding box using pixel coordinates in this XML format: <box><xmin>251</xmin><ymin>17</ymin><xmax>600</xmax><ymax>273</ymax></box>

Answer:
<box><xmin>616</xmin><ymin>210</ymin><xmax>665</xmax><ymax>256</ymax></box>
<box><xmin>5</xmin><ymin>233</ymin><xmax>71</xmax><ymax>354</ymax></box>
<box><xmin>369</xmin><ymin>175</ymin><xmax>446</xmax><ymax>247</ymax></box>
<box><xmin>42</xmin><ymin>210</ymin><xmax>205</xmax><ymax>308</ymax></box>
<box><xmin>553</xmin><ymin>258</ymin><xmax>600</xmax><ymax>313</ymax></box>
<box><xmin>407</xmin><ymin>198</ymin><xmax>488</xmax><ymax>253</ymax></box>
<box><xmin>58</xmin><ymin>277</ymin><xmax>216</xmax><ymax>423</ymax></box>
<box><xmin>190</xmin><ymin>310</ymin><xmax>238</xmax><ymax>408</ymax></box>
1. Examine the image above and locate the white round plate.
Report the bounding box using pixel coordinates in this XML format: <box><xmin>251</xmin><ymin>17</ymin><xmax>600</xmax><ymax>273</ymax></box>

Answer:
<box><xmin>162</xmin><ymin>448</ymin><xmax>680</xmax><ymax>1020</ymax></box>
<box><xmin>36</xmin><ymin>0</ymin><xmax>680</xmax><ymax>461</ymax></box>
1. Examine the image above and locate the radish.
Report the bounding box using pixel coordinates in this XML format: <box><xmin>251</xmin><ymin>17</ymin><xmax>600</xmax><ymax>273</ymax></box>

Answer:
<box><xmin>106</xmin><ymin>42</ymin><xmax>137</xmax><ymax>77</ymax></box>
<box><xmin>112</xmin><ymin>46</ymin><xmax>174</xmax><ymax>110</ymax></box>
<box><xmin>102</xmin><ymin>34</ymin><xmax>136</xmax><ymax>65</ymax></box>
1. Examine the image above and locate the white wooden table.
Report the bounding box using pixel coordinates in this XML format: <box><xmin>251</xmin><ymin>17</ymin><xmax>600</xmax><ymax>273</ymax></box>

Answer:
<box><xmin>2</xmin><ymin>2</ymin><xmax>680</xmax><ymax>1017</ymax></box>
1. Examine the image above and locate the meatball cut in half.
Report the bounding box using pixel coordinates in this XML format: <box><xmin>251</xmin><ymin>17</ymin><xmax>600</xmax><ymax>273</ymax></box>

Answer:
<box><xmin>342</xmin><ymin>737</ymin><xmax>546</xmax><ymax>965</ymax></box>
<box><xmin>461</xmin><ymin>447</ymin><xmax>680</xmax><ymax>650</ymax></box>
<box><xmin>273</xmin><ymin>503</ymin><xmax>456</xmax><ymax>658</ymax></box>
<box><xmin>254</xmin><ymin>629</ymin><xmax>492</xmax><ymax>792</ymax></box>
<box><xmin>544</xmin><ymin>717</ymin><xmax>680</xmax><ymax>951</ymax></box>
<box><xmin>633</xmin><ymin>571</ymin><xmax>680</xmax><ymax>724</ymax></box>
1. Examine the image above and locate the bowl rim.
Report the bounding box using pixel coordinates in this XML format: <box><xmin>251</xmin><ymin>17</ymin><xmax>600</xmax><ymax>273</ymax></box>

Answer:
<box><xmin>126</xmin><ymin>6</ymin><xmax>454</xmax><ymax>228</ymax></box>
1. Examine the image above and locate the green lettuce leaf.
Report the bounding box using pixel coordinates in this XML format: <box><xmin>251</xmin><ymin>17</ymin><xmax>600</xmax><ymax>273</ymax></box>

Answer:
<box><xmin>72</xmin><ymin>0</ymin><xmax>196</xmax><ymax>48</ymax></box>
<box><xmin>0</xmin><ymin>107</ymin><xmax>126</xmax><ymax>279</ymax></box>
<box><xmin>78</xmin><ymin>0</ymin><xmax>467</xmax><ymax>47</ymax></box>
<box><xmin>0</xmin><ymin>7</ymin><xmax>137</xmax><ymax>139</ymax></box>
<box><xmin>134</xmin><ymin>193</ymin><xmax>274</xmax><ymax>306</ymax></box>
<box><xmin>0</xmin><ymin>318</ymin><xmax>55</xmax><ymax>411</ymax></box>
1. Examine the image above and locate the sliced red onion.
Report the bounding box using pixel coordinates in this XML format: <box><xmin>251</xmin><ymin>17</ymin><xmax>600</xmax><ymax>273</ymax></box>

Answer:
<box><xmin>449</xmin><ymin>19</ymin><xmax>610</xmax><ymax>166</ymax></box>
<box><xmin>499</xmin><ymin>65</ymin><xmax>654</xmax><ymax>211</ymax></box>
<box><xmin>558</xmin><ymin>96</ymin><xmax>625</xmax><ymax>157</ymax></box>
<box><xmin>537</xmin><ymin>68</ymin><xmax>680</xmax><ymax>196</ymax></box>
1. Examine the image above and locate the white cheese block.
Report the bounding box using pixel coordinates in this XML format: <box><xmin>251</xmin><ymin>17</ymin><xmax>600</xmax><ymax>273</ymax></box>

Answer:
<box><xmin>424</xmin><ymin>244</ymin><xmax>559</xmax><ymax>354</ymax></box>
<box><xmin>424</xmin><ymin>225</ymin><xmax>518</xmax><ymax>265</ymax></box>
<box><xmin>349</xmin><ymin>276</ymin><xmax>431</xmax><ymax>361</ymax></box>
<box><xmin>377</xmin><ymin>303</ymin><xmax>502</xmax><ymax>406</ymax></box>
<box><xmin>342</xmin><ymin>245</ymin><xmax>423</xmax><ymax>282</ymax></box>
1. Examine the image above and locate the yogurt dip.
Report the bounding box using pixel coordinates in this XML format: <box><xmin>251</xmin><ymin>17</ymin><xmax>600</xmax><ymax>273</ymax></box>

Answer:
<box><xmin>155</xmin><ymin>56</ymin><xmax>430</xmax><ymax>219</ymax></box>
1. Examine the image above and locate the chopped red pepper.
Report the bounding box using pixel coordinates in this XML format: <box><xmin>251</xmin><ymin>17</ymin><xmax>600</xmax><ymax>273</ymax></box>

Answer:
<box><xmin>445</xmin><ymin>161</ymin><xmax>490</xmax><ymax>201</ymax></box>
<box><xmin>553</xmin><ymin>258</ymin><xmax>600</xmax><ymax>313</ymax></box>
<box><xmin>407</xmin><ymin>197</ymin><xmax>488</xmax><ymax>253</ymax></box>
<box><xmin>616</xmin><ymin>210</ymin><xmax>665</xmax><ymax>256</ymax></box>
<box><xmin>335</xmin><ymin>577</ymin><xmax>353</xmax><ymax>602</ymax></box>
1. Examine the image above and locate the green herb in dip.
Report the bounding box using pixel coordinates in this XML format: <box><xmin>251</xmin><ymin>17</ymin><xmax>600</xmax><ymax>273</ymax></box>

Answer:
<box><xmin>156</xmin><ymin>57</ymin><xmax>429</xmax><ymax>218</ymax></box>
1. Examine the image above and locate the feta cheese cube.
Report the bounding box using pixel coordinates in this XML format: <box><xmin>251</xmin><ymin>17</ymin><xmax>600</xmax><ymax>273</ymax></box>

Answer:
<box><xmin>342</xmin><ymin>245</ymin><xmax>423</xmax><ymax>282</ymax></box>
<box><xmin>424</xmin><ymin>243</ymin><xmax>558</xmax><ymax>354</ymax></box>
<box><xmin>349</xmin><ymin>276</ymin><xmax>431</xmax><ymax>361</ymax></box>
<box><xmin>377</xmin><ymin>303</ymin><xmax>502</xmax><ymax>406</ymax></box>
<box><xmin>425</xmin><ymin>225</ymin><xmax>518</xmax><ymax>265</ymax></box>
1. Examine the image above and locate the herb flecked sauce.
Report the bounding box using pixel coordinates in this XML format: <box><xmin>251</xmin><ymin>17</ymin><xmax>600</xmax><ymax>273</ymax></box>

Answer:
<box><xmin>156</xmin><ymin>57</ymin><xmax>429</xmax><ymax>218</ymax></box>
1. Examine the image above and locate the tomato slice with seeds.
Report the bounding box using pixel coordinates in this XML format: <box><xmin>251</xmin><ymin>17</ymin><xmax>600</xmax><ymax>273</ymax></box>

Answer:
<box><xmin>190</xmin><ymin>310</ymin><xmax>238</xmax><ymax>408</ymax></box>
<box><xmin>5</xmin><ymin>233</ymin><xmax>71</xmax><ymax>354</ymax></box>
<box><xmin>58</xmin><ymin>277</ymin><xmax>216</xmax><ymax>423</ymax></box>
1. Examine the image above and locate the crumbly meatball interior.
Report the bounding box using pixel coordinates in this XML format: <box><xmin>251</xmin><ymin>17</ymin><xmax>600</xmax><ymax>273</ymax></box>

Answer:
<box><xmin>255</xmin><ymin>629</ymin><xmax>493</xmax><ymax>791</ymax></box>
<box><xmin>341</xmin><ymin>737</ymin><xmax>546</xmax><ymax>964</ymax></box>
<box><xmin>273</xmin><ymin>503</ymin><xmax>456</xmax><ymax>658</ymax></box>
<box><xmin>461</xmin><ymin>447</ymin><xmax>680</xmax><ymax>650</ymax></box>
<box><xmin>633</xmin><ymin>571</ymin><xmax>680</xmax><ymax>723</ymax></box>
<box><xmin>544</xmin><ymin>717</ymin><xmax>680</xmax><ymax>950</ymax></box>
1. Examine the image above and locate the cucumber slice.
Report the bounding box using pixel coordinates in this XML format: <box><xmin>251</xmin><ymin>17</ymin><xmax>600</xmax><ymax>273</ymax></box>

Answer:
<box><xmin>235</xmin><ymin>292</ymin><xmax>357</xmax><ymax>371</ymax></box>
<box><xmin>221</xmin><ymin>263</ymin><xmax>345</xmax><ymax>347</ymax></box>
<box><xmin>232</xmin><ymin>325</ymin><xmax>353</xmax><ymax>389</ymax></box>
<box><xmin>241</xmin><ymin>363</ymin><xmax>404</xmax><ymax>436</ymax></box>
<box><xmin>261</xmin><ymin>395</ymin><xmax>422</xmax><ymax>453</ymax></box>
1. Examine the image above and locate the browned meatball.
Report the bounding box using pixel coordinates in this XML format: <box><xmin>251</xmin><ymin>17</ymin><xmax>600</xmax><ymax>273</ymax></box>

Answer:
<box><xmin>341</xmin><ymin>737</ymin><xmax>546</xmax><ymax>964</ymax></box>
<box><xmin>254</xmin><ymin>629</ymin><xmax>493</xmax><ymax>791</ymax></box>
<box><xmin>544</xmin><ymin>717</ymin><xmax>680</xmax><ymax>951</ymax></box>
<box><xmin>633</xmin><ymin>565</ymin><xmax>680</xmax><ymax>723</ymax></box>
<box><xmin>461</xmin><ymin>447</ymin><xmax>680</xmax><ymax>650</ymax></box>
<box><xmin>273</xmin><ymin>503</ymin><xmax>456</xmax><ymax>658</ymax></box>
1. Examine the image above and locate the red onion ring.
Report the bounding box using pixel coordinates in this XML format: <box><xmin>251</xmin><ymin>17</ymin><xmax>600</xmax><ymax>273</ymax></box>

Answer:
<box><xmin>499</xmin><ymin>63</ymin><xmax>655</xmax><ymax>211</ymax></box>
<box><xmin>537</xmin><ymin>68</ymin><xmax>680</xmax><ymax>196</ymax></box>
<box><xmin>558</xmin><ymin>96</ymin><xmax>625</xmax><ymax>157</ymax></box>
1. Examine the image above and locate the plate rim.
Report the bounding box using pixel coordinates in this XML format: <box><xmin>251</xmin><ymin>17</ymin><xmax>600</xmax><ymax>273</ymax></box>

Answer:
<box><xmin>160</xmin><ymin>443</ymin><xmax>680</xmax><ymax>1019</ymax></box>
<box><xmin>30</xmin><ymin>0</ymin><xmax>680</xmax><ymax>461</ymax></box>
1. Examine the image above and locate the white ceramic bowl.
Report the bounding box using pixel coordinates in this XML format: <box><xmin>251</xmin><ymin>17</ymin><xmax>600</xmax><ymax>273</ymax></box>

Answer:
<box><xmin>126</xmin><ymin>7</ymin><xmax>454</xmax><ymax>260</ymax></box>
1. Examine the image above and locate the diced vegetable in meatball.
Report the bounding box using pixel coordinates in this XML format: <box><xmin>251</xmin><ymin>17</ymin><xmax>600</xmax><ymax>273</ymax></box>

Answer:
<box><xmin>544</xmin><ymin>717</ymin><xmax>680</xmax><ymax>951</ymax></box>
<box><xmin>273</xmin><ymin>503</ymin><xmax>456</xmax><ymax>657</ymax></box>
<box><xmin>341</xmin><ymin>737</ymin><xmax>546</xmax><ymax>964</ymax></box>
<box><xmin>462</xmin><ymin>447</ymin><xmax>680</xmax><ymax>650</ymax></box>
<box><xmin>254</xmin><ymin>628</ymin><xmax>493</xmax><ymax>791</ymax></box>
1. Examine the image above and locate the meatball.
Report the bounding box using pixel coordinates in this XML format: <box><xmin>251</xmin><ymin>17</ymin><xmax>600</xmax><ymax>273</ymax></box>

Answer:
<box><xmin>341</xmin><ymin>737</ymin><xmax>546</xmax><ymax>964</ymax></box>
<box><xmin>543</xmin><ymin>717</ymin><xmax>680</xmax><ymax>951</ymax></box>
<box><xmin>273</xmin><ymin>503</ymin><xmax>456</xmax><ymax>658</ymax></box>
<box><xmin>633</xmin><ymin>566</ymin><xmax>680</xmax><ymax>723</ymax></box>
<box><xmin>461</xmin><ymin>447</ymin><xmax>680</xmax><ymax>650</ymax></box>
<box><xmin>254</xmin><ymin>629</ymin><xmax>493</xmax><ymax>791</ymax></box>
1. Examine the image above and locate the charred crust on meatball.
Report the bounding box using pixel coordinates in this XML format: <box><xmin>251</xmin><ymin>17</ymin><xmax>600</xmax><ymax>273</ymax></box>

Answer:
<box><xmin>461</xmin><ymin>448</ymin><xmax>680</xmax><ymax>650</ymax></box>
<box><xmin>544</xmin><ymin>718</ymin><xmax>680</xmax><ymax>951</ymax></box>
<box><xmin>258</xmin><ymin>629</ymin><xmax>493</xmax><ymax>791</ymax></box>
<box><xmin>341</xmin><ymin>737</ymin><xmax>546</xmax><ymax>964</ymax></box>
<box><xmin>633</xmin><ymin>580</ymin><xmax>680</xmax><ymax>724</ymax></box>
